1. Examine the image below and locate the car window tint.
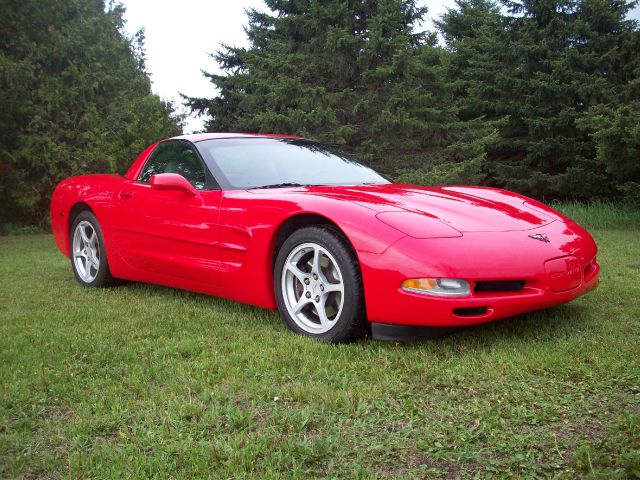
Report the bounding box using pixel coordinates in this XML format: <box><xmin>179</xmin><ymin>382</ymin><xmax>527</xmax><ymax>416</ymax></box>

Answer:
<box><xmin>138</xmin><ymin>142</ymin><xmax>207</xmax><ymax>190</ymax></box>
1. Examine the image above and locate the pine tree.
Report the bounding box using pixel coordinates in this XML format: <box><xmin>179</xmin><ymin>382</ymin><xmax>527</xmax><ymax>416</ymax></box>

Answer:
<box><xmin>438</xmin><ymin>0</ymin><xmax>640</xmax><ymax>200</ymax></box>
<box><xmin>186</xmin><ymin>0</ymin><xmax>487</xmax><ymax>170</ymax></box>
<box><xmin>0</xmin><ymin>0</ymin><xmax>183</xmax><ymax>227</ymax></box>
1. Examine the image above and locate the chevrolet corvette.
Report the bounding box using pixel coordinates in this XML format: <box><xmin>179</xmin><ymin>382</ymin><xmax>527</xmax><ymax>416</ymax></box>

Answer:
<box><xmin>50</xmin><ymin>133</ymin><xmax>600</xmax><ymax>342</ymax></box>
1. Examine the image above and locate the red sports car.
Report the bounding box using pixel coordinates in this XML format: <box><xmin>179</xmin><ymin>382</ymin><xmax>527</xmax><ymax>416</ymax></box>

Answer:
<box><xmin>50</xmin><ymin>133</ymin><xmax>600</xmax><ymax>342</ymax></box>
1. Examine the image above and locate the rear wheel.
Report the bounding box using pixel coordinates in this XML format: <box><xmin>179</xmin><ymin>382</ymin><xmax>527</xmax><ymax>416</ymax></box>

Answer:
<box><xmin>274</xmin><ymin>226</ymin><xmax>366</xmax><ymax>342</ymax></box>
<box><xmin>70</xmin><ymin>211</ymin><xmax>114</xmax><ymax>287</ymax></box>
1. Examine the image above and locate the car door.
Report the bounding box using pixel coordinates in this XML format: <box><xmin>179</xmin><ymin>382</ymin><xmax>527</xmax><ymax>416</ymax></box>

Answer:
<box><xmin>111</xmin><ymin>140</ymin><xmax>222</xmax><ymax>286</ymax></box>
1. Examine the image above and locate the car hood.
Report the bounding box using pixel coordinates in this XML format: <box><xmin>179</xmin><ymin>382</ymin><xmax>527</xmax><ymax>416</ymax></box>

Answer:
<box><xmin>298</xmin><ymin>183</ymin><xmax>556</xmax><ymax>233</ymax></box>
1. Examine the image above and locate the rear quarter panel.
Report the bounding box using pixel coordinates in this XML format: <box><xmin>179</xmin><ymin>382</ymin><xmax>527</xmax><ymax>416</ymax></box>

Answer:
<box><xmin>50</xmin><ymin>174</ymin><xmax>123</xmax><ymax>259</ymax></box>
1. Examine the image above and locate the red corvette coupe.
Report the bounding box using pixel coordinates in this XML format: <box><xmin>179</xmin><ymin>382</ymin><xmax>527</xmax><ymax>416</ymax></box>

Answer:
<box><xmin>50</xmin><ymin>133</ymin><xmax>600</xmax><ymax>342</ymax></box>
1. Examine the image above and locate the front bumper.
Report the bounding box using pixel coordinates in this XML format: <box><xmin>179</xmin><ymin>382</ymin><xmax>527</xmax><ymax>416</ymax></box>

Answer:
<box><xmin>360</xmin><ymin>221</ymin><xmax>599</xmax><ymax>327</ymax></box>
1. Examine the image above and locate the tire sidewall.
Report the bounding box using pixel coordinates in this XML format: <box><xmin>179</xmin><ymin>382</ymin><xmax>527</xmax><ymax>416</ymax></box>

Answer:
<box><xmin>274</xmin><ymin>226</ymin><xmax>365</xmax><ymax>342</ymax></box>
<box><xmin>70</xmin><ymin>211</ymin><xmax>111</xmax><ymax>288</ymax></box>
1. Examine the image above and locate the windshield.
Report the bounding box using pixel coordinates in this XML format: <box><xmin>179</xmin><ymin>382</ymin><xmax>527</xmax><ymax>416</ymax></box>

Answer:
<box><xmin>196</xmin><ymin>137</ymin><xmax>389</xmax><ymax>190</ymax></box>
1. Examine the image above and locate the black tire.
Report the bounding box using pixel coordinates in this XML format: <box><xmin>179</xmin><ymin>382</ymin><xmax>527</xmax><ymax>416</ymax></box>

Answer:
<box><xmin>69</xmin><ymin>210</ymin><xmax>115</xmax><ymax>288</ymax></box>
<box><xmin>274</xmin><ymin>225</ymin><xmax>367</xmax><ymax>343</ymax></box>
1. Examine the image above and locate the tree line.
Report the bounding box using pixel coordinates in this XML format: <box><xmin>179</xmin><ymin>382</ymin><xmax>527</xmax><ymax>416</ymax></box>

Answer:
<box><xmin>187</xmin><ymin>0</ymin><xmax>640</xmax><ymax>203</ymax></box>
<box><xmin>0</xmin><ymin>0</ymin><xmax>182</xmax><ymax>228</ymax></box>
<box><xmin>1</xmin><ymin>0</ymin><xmax>638</xmax><ymax>228</ymax></box>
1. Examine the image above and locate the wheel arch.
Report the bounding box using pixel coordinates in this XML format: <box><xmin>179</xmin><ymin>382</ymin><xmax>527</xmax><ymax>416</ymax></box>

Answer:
<box><xmin>270</xmin><ymin>212</ymin><xmax>370</xmax><ymax>336</ymax></box>
<box><xmin>271</xmin><ymin>213</ymin><xmax>359</xmax><ymax>271</ymax></box>
<box><xmin>68</xmin><ymin>202</ymin><xmax>95</xmax><ymax>233</ymax></box>
<box><xmin>65</xmin><ymin>202</ymin><xmax>97</xmax><ymax>258</ymax></box>
<box><xmin>51</xmin><ymin>199</ymin><xmax>97</xmax><ymax>258</ymax></box>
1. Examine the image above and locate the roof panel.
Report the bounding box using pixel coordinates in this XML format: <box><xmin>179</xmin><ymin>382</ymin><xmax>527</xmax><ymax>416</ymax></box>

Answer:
<box><xmin>170</xmin><ymin>132</ymin><xmax>304</xmax><ymax>142</ymax></box>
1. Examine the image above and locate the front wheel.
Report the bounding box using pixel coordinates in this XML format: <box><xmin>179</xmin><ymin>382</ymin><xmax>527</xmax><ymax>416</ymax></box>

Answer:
<box><xmin>70</xmin><ymin>211</ymin><xmax>114</xmax><ymax>287</ymax></box>
<box><xmin>274</xmin><ymin>226</ymin><xmax>367</xmax><ymax>342</ymax></box>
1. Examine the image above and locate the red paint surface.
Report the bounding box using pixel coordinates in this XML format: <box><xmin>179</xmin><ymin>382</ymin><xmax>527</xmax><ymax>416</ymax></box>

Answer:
<box><xmin>50</xmin><ymin>134</ymin><xmax>599</xmax><ymax>327</ymax></box>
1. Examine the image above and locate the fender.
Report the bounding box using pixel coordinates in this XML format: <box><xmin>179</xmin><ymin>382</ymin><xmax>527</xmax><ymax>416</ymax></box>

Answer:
<box><xmin>216</xmin><ymin>190</ymin><xmax>408</xmax><ymax>309</ymax></box>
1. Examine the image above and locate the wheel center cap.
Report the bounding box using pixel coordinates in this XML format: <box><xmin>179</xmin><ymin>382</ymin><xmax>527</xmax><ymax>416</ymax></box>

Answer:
<box><xmin>309</xmin><ymin>280</ymin><xmax>321</xmax><ymax>295</ymax></box>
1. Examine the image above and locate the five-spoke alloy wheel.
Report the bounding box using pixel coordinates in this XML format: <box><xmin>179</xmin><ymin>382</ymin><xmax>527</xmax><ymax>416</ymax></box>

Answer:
<box><xmin>274</xmin><ymin>226</ymin><xmax>366</xmax><ymax>342</ymax></box>
<box><xmin>72</xmin><ymin>220</ymin><xmax>100</xmax><ymax>283</ymax></box>
<box><xmin>70</xmin><ymin>211</ymin><xmax>113</xmax><ymax>287</ymax></box>
<box><xmin>281</xmin><ymin>242</ymin><xmax>345</xmax><ymax>334</ymax></box>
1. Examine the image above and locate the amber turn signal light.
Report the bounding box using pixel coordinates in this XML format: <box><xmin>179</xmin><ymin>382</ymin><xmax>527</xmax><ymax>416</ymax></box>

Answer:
<box><xmin>401</xmin><ymin>278</ymin><xmax>471</xmax><ymax>297</ymax></box>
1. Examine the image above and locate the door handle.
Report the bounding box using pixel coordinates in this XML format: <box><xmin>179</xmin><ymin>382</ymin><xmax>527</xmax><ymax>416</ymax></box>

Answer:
<box><xmin>119</xmin><ymin>190</ymin><xmax>134</xmax><ymax>200</ymax></box>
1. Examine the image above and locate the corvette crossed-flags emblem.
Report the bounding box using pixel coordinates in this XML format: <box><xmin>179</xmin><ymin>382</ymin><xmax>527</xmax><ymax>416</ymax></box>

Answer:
<box><xmin>528</xmin><ymin>233</ymin><xmax>550</xmax><ymax>243</ymax></box>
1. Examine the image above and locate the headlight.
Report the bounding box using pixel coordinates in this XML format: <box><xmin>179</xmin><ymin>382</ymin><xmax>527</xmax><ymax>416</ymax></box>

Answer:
<box><xmin>401</xmin><ymin>278</ymin><xmax>471</xmax><ymax>297</ymax></box>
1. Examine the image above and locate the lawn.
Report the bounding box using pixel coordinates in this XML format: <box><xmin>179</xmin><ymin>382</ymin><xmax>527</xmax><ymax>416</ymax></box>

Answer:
<box><xmin>1</xmin><ymin>204</ymin><xmax>638</xmax><ymax>479</ymax></box>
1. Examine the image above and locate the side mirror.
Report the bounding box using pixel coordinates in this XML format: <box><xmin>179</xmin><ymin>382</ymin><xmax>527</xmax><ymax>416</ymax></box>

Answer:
<box><xmin>149</xmin><ymin>173</ymin><xmax>198</xmax><ymax>196</ymax></box>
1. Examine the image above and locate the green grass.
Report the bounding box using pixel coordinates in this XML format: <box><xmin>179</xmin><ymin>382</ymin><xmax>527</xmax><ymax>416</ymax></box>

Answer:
<box><xmin>1</xmin><ymin>209</ymin><xmax>639</xmax><ymax>478</ymax></box>
<box><xmin>552</xmin><ymin>200</ymin><xmax>640</xmax><ymax>230</ymax></box>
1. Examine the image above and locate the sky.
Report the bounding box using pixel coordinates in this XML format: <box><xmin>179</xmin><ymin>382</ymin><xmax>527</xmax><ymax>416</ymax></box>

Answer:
<box><xmin>121</xmin><ymin>0</ymin><xmax>639</xmax><ymax>134</ymax></box>
<box><xmin>121</xmin><ymin>0</ymin><xmax>455</xmax><ymax>133</ymax></box>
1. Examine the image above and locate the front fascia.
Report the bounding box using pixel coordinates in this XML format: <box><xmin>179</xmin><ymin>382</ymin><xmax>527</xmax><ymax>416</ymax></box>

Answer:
<box><xmin>361</xmin><ymin>220</ymin><xmax>598</xmax><ymax>326</ymax></box>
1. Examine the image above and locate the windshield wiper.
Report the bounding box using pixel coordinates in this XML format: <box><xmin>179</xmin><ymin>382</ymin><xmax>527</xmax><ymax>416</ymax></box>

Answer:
<box><xmin>247</xmin><ymin>182</ymin><xmax>306</xmax><ymax>190</ymax></box>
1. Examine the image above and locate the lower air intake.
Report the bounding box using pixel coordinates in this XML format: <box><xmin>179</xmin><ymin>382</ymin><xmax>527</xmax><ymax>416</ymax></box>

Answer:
<box><xmin>474</xmin><ymin>280</ymin><xmax>525</xmax><ymax>293</ymax></box>
<box><xmin>453</xmin><ymin>307</ymin><xmax>488</xmax><ymax>317</ymax></box>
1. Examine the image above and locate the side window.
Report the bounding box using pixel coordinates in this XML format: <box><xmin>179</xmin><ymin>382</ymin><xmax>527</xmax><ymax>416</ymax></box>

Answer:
<box><xmin>138</xmin><ymin>142</ymin><xmax>207</xmax><ymax>190</ymax></box>
<box><xmin>138</xmin><ymin>143</ymin><xmax>174</xmax><ymax>183</ymax></box>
